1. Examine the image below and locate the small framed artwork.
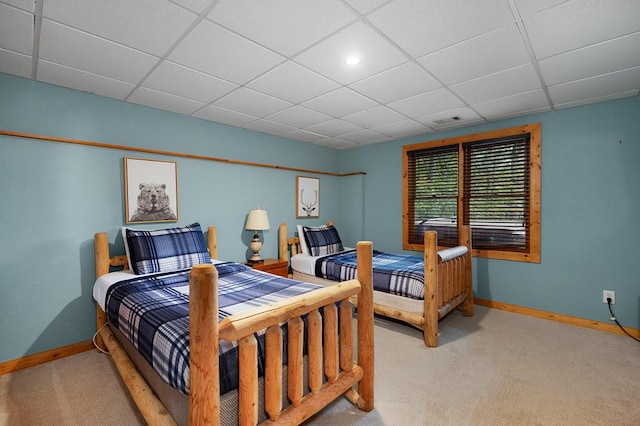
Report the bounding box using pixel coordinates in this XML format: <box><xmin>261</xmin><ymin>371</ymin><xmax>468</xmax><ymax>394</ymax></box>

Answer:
<box><xmin>296</xmin><ymin>176</ymin><xmax>320</xmax><ymax>218</ymax></box>
<box><xmin>124</xmin><ymin>157</ymin><xmax>179</xmax><ymax>224</ymax></box>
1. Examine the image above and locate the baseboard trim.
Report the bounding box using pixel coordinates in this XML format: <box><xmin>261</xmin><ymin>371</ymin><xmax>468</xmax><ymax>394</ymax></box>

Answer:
<box><xmin>3</xmin><ymin>300</ymin><xmax>638</xmax><ymax>375</ymax></box>
<box><xmin>0</xmin><ymin>340</ymin><xmax>94</xmax><ymax>375</ymax></box>
<box><xmin>474</xmin><ymin>298</ymin><xmax>640</xmax><ymax>338</ymax></box>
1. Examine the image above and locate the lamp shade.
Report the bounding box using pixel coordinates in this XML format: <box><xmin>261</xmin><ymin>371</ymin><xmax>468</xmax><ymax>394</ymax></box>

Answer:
<box><xmin>245</xmin><ymin>208</ymin><xmax>270</xmax><ymax>231</ymax></box>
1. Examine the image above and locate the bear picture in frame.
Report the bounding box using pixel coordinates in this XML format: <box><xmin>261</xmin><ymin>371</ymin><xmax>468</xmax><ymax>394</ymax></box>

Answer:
<box><xmin>124</xmin><ymin>157</ymin><xmax>178</xmax><ymax>224</ymax></box>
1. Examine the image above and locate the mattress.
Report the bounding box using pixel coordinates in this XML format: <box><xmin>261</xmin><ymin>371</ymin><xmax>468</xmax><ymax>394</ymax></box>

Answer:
<box><xmin>291</xmin><ymin>270</ymin><xmax>424</xmax><ymax>315</ymax></box>
<box><xmin>92</xmin><ymin>259</ymin><xmax>227</xmax><ymax>311</ymax></box>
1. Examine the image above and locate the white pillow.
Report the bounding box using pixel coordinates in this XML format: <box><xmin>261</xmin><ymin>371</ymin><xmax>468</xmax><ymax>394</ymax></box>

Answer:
<box><xmin>296</xmin><ymin>225</ymin><xmax>310</xmax><ymax>256</ymax></box>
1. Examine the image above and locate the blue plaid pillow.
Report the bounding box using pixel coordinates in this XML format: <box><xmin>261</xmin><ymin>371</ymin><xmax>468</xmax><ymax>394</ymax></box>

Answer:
<box><xmin>303</xmin><ymin>225</ymin><xmax>344</xmax><ymax>257</ymax></box>
<box><xmin>126</xmin><ymin>223</ymin><xmax>211</xmax><ymax>275</ymax></box>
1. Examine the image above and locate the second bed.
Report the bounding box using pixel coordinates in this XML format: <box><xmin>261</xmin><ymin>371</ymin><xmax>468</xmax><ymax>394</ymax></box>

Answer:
<box><xmin>279</xmin><ymin>222</ymin><xmax>473</xmax><ymax>347</ymax></box>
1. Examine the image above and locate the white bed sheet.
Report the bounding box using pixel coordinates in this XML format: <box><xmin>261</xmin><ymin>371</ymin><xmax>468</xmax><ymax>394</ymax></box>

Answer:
<box><xmin>93</xmin><ymin>259</ymin><xmax>226</xmax><ymax>311</ymax></box>
<box><xmin>290</xmin><ymin>248</ymin><xmax>354</xmax><ymax>276</ymax></box>
<box><xmin>93</xmin><ymin>271</ymin><xmax>136</xmax><ymax>311</ymax></box>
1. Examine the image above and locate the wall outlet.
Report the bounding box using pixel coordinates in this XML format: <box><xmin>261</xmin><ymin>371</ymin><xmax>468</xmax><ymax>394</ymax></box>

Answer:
<box><xmin>603</xmin><ymin>290</ymin><xmax>615</xmax><ymax>304</ymax></box>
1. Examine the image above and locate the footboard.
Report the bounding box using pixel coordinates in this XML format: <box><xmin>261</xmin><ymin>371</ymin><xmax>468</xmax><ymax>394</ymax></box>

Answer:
<box><xmin>424</xmin><ymin>225</ymin><xmax>473</xmax><ymax>347</ymax></box>
<box><xmin>190</xmin><ymin>241</ymin><xmax>374</xmax><ymax>425</ymax></box>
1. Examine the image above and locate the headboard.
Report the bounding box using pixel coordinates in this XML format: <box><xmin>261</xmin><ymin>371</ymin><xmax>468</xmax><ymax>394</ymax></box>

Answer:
<box><xmin>278</xmin><ymin>221</ymin><xmax>334</xmax><ymax>263</ymax></box>
<box><xmin>94</xmin><ymin>226</ymin><xmax>218</xmax><ymax>279</ymax></box>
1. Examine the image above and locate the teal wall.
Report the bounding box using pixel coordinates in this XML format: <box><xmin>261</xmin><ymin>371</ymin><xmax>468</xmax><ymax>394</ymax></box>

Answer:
<box><xmin>339</xmin><ymin>95</ymin><xmax>640</xmax><ymax>333</ymax></box>
<box><xmin>1</xmin><ymin>71</ymin><xmax>639</xmax><ymax>364</ymax></box>
<box><xmin>0</xmin><ymin>73</ymin><xmax>345</xmax><ymax>363</ymax></box>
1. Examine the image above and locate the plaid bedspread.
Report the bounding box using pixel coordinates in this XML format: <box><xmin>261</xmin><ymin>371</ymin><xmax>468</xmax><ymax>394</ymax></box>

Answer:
<box><xmin>315</xmin><ymin>250</ymin><xmax>425</xmax><ymax>299</ymax></box>
<box><xmin>105</xmin><ymin>262</ymin><xmax>320</xmax><ymax>395</ymax></box>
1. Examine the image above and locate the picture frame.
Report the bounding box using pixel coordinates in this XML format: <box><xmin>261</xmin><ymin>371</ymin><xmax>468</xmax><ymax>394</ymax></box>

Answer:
<box><xmin>296</xmin><ymin>176</ymin><xmax>320</xmax><ymax>218</ymax></box>
<box><xmin>124</xmin><ymin>157</ymin><xmax>179</xmax><ymax>224</ymax></box>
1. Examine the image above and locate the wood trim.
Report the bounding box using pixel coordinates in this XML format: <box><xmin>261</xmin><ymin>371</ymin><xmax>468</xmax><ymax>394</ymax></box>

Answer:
<box><xmin>0</xmin><ymin>340</ymin><xmax>94</xmax><ymax>375</ymax></box>
<box><xmin>0</xmin><ymin>129</ymin><xmax>365</xmax><ymax>177</ymax></box>
<box><xmin>402</xmin><ymin>123</ymin><xmax>541</xmax><ymax>263</ymax></box>
<box><xmin>475</xmin><ymin>298</ymin><xmax>640</xmax><ymax>338</ymax></box>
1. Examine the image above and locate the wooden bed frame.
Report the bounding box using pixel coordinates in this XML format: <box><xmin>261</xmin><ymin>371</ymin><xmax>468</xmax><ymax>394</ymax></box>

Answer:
<box><xmin>279</xmin><ymin>222</ymin><xmax>473</xmax><ymax>348</ymax></box>
<box><xmin>94</xmin><ymin>226</ymin><xmax>374</xmax><ymax>425</ymax></box>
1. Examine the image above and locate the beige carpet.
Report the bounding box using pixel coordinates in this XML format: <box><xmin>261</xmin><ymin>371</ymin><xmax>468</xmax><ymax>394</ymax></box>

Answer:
<box><xmin>2</xmin><ymin>305</ymin><xmax>639</xmax><ymax>425</ymax></box>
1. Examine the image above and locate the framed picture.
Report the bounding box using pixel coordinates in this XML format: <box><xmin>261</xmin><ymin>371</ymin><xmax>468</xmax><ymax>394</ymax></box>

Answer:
<box><xmin>124</xmin><ymin>157</ymin><xmax>178</xmax><ymax>224</ymax></box>
<box><xmin>296</xmin><ymin>176</ymin><xmax>320</xmax><ymax>218</ymax></box>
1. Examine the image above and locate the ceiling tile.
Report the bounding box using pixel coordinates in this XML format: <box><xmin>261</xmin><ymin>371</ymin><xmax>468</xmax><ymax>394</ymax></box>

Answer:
<box><xmin>539</xmin><ymin>32</ymin><xmax>640</xmax><ymax>86</ymax></box>
<box><xmin>192</xmin><ymin>105</ymin><xmax>257</xmax><ymax>127</ymax></box>
<box><xmin>294</xmin><ymin>21</ymin><xmax>408</xmax><ymax>85</ymax></box>
<box><xmin>2</xmin><ymin>0</ymin><xmax>35</xmax><ymax>12</ymax></box>
<box><xmin>169</xmin><ymin>20</ymin><xmax>284</xmax><ymax>85</ymax></box>
<box><xmin>513</xmin><ymin>0</ymin><xmax>566</xmax><ymax>17</ymax></box>
<box><xmin>548</xmin><ymin>66</ymin><xmax>640</xmax><ymax>106</ymax></box>
<box><xmin>553</xmin><ymin>90</ymin><xmax>639</xmax><ymax>110</ymax></box>
<box><xmin>338</xmin><ymin>128</ymin><xmax>389</xmax><ymax>144</ymax></box>
<box><xmin>471</xmin><ymin>90</ymin><xmax>551</xmax><ymax>120</ymax></box>
<box><xmin>243</xmin><ymin>119</ymin><xmax>297</xmax><ymax>136</ymax></box>
<box><xmin>414</xmin><ymin>107</ymin><xmax>484</xmax><ymax>130</ymax></box>
<box><xmin>351</xmin><ymin>62</ymin><xmax>441</xmax><ymax>103</ymax></box>
<box><xmin>265</xmin><ymin>105</ymin><xmax>332</xmax><ymax>128</ymax></box>
<box><xmin>172</xmin><ymin>0</ymin><xmax>213</xmax><ymax>14</ymax></box>
<box><xmin>3</xmin><ymin>0</ymin><xmax>639</xmax><ymax>149</ymax></box>
<box><xmin>37</xmin><ymin>60</ymin><xmax>135</xmax><ymax>100</ymax></box>
<box><xmin>313</xmin><ymin>138</ymin><xmax>357</xmax><ymax>150</ymax></box>
<box><xmin>39</xmin><ymin>19</ymin><xmax>158</xmax><ymax>83</ymax></box>
<box><xmin>128</xmin><ymin>87</ymin><xmax>206</xmax><ymax>115</ymax></box>
<box><xmin>304</xmin><ymin>119</ymin><xmax>364</xmax><ymax>137</ymax></box>
<box><xmin>282</xmin><ymin>129</ymin><xmax>326</xmax><ymax>143</ymax></box>
<box><xmin>370</xmin><ymin>119</ymin><xmax>432</xmax><ymax>138</ymax></box>
<box><xmin>524</xmin><ymin>0</ymin><xmax>640</xmax><ymax>59</ymax></box>
<box><xmin>0</xmin><ymin>4</ymin><xmax>32</xmax><ymax>55</ymax></box>
<box><xmin>389</xmin><ymin>88</ymin><xmax>465</xmax><ymax>118</ymax></box>
<box><xmin>213</xmin><ymin>87</ymin><xmax>292</xmax><ymax>118</ymax></box>
<box><xmin>419</xmin><ymin>24</ymin><xmax>531</xmax><ymax>85</ymax></box>
<box><xmin>42</xmin><ymin>0</ymin><xmax>197</xmax><ymax>56</ymax></box>
<box><xmin>342</xmin><ymin>105</ymin><xmax>407</xmax><ymax>127</ymax></box>
<box><xmin>208</xmin><ymin>0</ymin><xmax>356</xmax><ymax>57</ymax></box>
<box><xmin>301</xmin><ymin>87</ymin><xmax>378</xmax><ymax>117</ymax></box>
<box><xmin>343</xmin><ymin>0</ymin><xmax>389</xmax><ymax>15</ymax></box>
<box><xmin>247</xmin><ymin>61</ymin><xmax>340</xmax><ymax>104</ymax></box>
<box><xmin>143</xmin><ymin>61</ymin><xmax>238</xmax><ymax>103</ymax></box>
<box><xmin>368</xmin><ymin>0</ymin><xmax>514</xmax><ymax>57</ymax></box>
<box><xmin>0</xmin><ymin>49</ymin><xmax>31</xmax><ymax>78</ymax></box>
<box><xmin>450</xmin><ymin>64</ymin><xmax>542</xmax><ymax>105</ymax></box>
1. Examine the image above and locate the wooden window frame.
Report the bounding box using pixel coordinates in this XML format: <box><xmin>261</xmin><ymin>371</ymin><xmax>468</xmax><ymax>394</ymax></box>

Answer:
<box><xmin>403</xmin><ymin>123</ymin><xmax>541</xmax><ymax>263</ymax></box>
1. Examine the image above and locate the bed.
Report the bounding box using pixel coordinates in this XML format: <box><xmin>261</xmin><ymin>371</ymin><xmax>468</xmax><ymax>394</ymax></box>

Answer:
<box><xmin>93</xmin><ymin>222</ymin><xmax>374</xmax><ymax>425</ymax></box>
<box><xmin>279</xmin><ymin>222</ymin><xmax>473</xmax><ymax>347</ymax></box>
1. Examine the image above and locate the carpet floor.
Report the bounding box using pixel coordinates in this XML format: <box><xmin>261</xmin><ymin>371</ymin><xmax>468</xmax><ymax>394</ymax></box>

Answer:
<box><xmin>2</xmin><ymin>305</ymin><xmax>639</xmax><ymax>425</ymax></box>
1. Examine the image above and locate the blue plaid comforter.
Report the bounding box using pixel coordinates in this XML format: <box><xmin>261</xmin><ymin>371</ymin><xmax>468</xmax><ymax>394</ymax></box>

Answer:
<box><xmin>105</xmin><ymin>262</ymin><xmax>320</xmax><ymax>395</ymax></box>
<box><xmin>315</xmin><ymin>250</ymin><xmax>425</xmax><ymax>299</ymax></box>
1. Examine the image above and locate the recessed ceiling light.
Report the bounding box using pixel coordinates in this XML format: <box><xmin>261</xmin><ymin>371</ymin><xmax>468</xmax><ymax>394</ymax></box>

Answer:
<box><xmin>345</xmin><ymin>56</ymin><xmax>360</xmax><ymax>66</ymax></box>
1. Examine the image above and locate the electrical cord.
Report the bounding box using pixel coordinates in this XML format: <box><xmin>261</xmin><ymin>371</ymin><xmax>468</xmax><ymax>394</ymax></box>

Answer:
<box><xmin>92</xmin><ymin>321</ymin><xmax>111</xmax><ymax>354</ymax></box>
<box><xmin>607</xmin><ymin>298</ymin><xmax>640</xmax><ymax>343</ymax></box>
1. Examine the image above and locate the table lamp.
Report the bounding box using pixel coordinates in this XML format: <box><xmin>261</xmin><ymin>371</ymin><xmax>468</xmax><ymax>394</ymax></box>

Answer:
<box><xmin>245</xmin><ymin>208</ymin><xmax>270</xmax><ymax>262</ymax></box>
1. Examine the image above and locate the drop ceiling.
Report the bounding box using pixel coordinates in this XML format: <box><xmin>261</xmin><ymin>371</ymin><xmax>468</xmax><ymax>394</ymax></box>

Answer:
<box><xmin>1</xmin><ymin>0</ymin><xmax>639</xmax><ymax>149</ymax></box>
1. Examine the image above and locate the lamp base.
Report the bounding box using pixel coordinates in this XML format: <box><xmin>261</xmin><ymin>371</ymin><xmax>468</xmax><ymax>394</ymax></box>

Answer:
<box><xmin>249</xmin><ymin>234</ymin><xmax>263</xmax><ymax>263</ymax></box>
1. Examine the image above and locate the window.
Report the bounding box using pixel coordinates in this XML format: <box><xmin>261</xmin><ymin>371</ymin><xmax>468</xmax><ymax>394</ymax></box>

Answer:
<box><xmin>403</xmin><ymin>123</ymin><xmax>540</xmax><ymax>263</ymax></box>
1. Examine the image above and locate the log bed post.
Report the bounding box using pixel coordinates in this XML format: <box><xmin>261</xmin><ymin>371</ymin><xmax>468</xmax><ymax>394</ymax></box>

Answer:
<box><xmin>189</xmin><ymin>263</ymin><xmax>220</xmax><ymax>426</ymax></box>
<box><xmin>207</xmin><ymin>227</ymin><xmax>218</xmax><ymax>260</ymax></box>
<box><xmin>279</xmin><ymin>222</ymin><xmax>288</xmax><ymax>263</ymax></box>
<box><xmin>356</xmin><ymin>241</ymin><xmax>374</xmax><ymax>411</ymax></box>
<box><xmin>94</xmin><ymin>232</ymin><xmax>110</xmax><ymax>350</ymax></box>
<box><xmin>459</xmin><ymin>225</ymin><xmax>474</xmax><ymax>317</ymax></box>
<box><xmin>424</xmin><ymin>231</ymin><xmax>439</xmax><ymax>347</ymax></box>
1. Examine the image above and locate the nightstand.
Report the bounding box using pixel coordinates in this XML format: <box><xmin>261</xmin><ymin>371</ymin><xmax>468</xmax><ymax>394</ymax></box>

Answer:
<box><xmin>245</xmin><ymin>258</ymin><xmax>289</xmax><ymax>278</ymax></box>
